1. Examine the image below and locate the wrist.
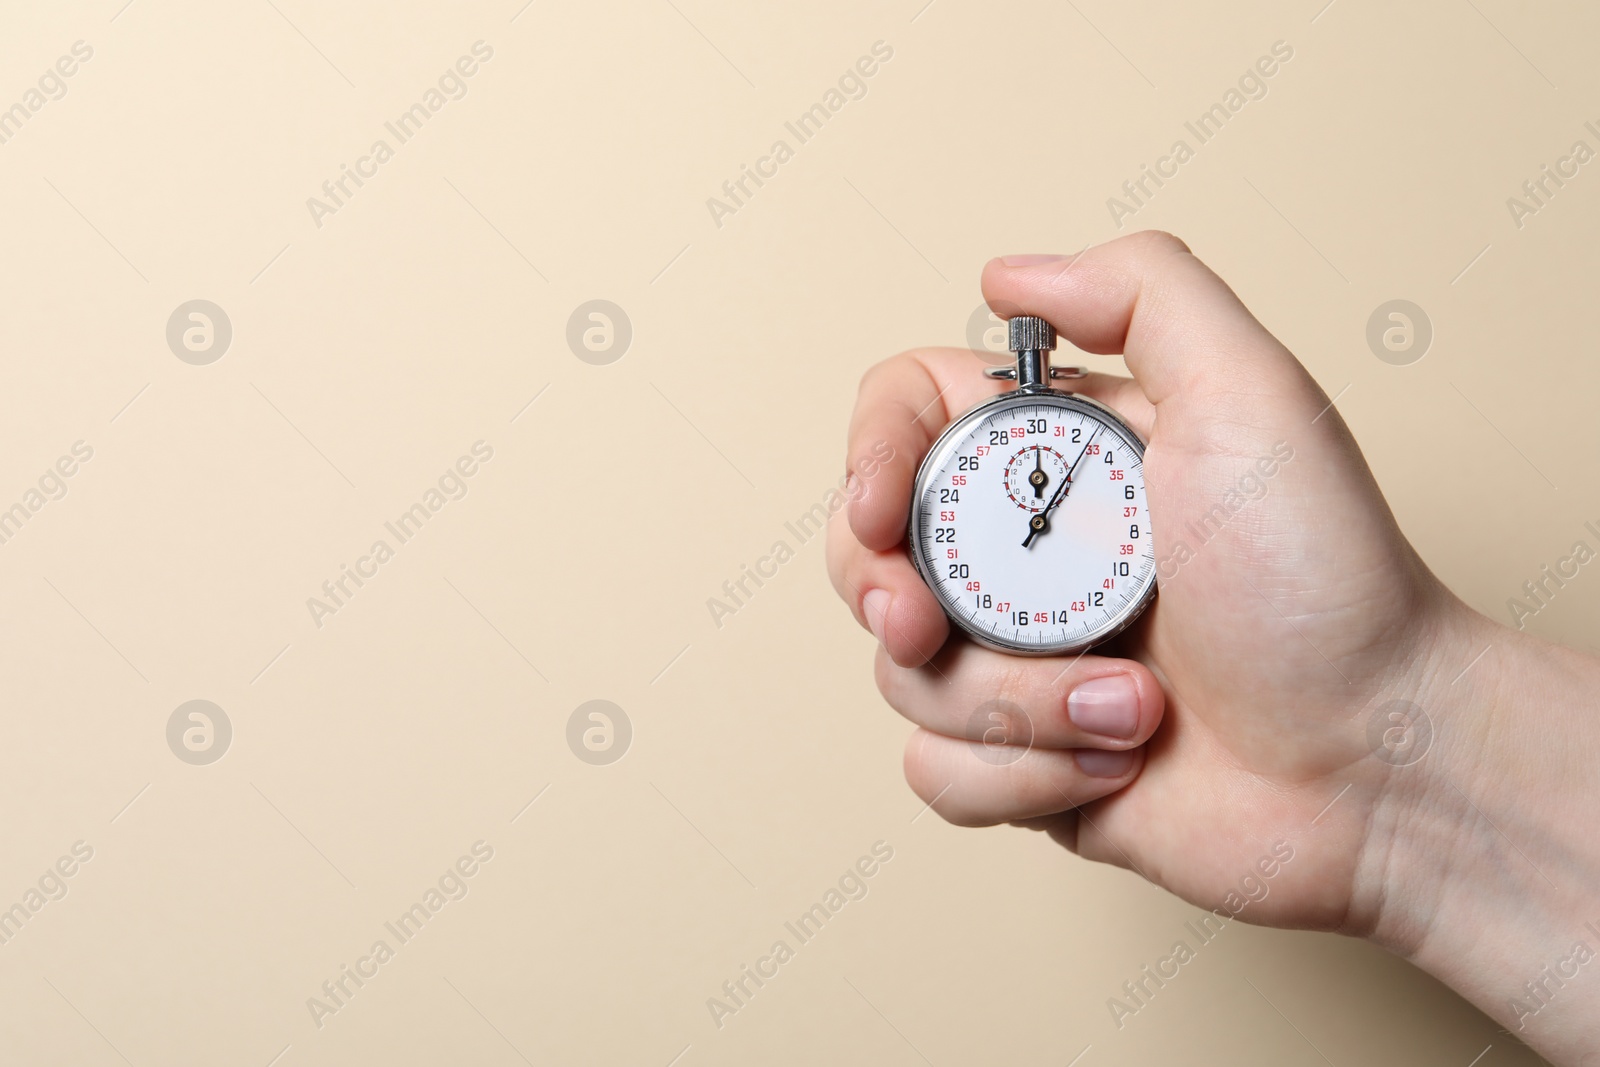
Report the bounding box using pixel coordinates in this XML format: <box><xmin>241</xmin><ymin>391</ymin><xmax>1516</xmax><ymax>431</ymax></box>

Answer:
<box><xmin>1362</xmin><ymin>599</ymin><xmax>1600</xmax><ymax>1061</ymax></box>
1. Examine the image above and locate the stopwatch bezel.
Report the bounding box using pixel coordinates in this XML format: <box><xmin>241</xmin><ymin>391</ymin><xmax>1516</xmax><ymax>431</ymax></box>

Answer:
<box><xmin>907</xmin><ymin>388</ymin><xmax>1158</xmax><ymax>657</ymax></box>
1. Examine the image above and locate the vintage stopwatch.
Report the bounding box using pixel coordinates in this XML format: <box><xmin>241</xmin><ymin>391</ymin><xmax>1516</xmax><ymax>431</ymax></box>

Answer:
<box><xmin>908</xmin><ymin>316</ymin><xmax>1157</xmax><ymax>656</ymax></box>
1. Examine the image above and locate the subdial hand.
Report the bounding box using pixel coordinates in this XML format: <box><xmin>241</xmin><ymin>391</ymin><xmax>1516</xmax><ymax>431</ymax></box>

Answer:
<box><xmin>1022</xmin><ymin>427</ymin><xmax>1101</xmax><ymax>548</ymax></box>
<box><xmin>1029</xmin><ymin>447</ymin><xmax>1047</xmax><ymax>498</ymax></box>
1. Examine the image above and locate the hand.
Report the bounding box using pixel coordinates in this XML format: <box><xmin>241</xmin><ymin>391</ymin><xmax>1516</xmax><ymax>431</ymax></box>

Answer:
<box><xmin>827</xmin><ymin>231</ymin><xmax>1600</xmax><ymax>1060</ymax></box>
<box><xmin>830</xmin><ymin>228</ymin><xmax>1430</xmax><ymax>926</ymax></box>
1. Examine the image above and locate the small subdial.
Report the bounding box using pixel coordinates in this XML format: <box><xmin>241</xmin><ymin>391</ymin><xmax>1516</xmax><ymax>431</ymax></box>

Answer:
<box><xmin>1003</xmin><ymin>445</ymin><xmax>1068</xmax><ymax>512</ymax></box>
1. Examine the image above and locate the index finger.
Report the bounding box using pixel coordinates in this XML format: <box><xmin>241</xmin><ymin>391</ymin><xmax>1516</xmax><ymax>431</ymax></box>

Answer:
<box><xmin>845</xmin><ymin>347</ymin><xmax>1008</xmax><ymax>553</ymax></box>
<box><xmin>845</xmin><ymin>347</ymin><xmax>1149</xmax><ymax>552</ymax></box>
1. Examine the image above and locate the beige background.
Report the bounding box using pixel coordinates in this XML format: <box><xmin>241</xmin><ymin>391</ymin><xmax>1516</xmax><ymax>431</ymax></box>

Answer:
<box><xmin>0</xmin><ymin>0</ymin><xmax>1594</xmax><ymax>1063</ymax></box>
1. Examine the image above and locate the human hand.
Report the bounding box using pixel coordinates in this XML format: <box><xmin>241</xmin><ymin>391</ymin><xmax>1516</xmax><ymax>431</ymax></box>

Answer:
<box><xmin>827</xmin><ymin>230</ymin><xmax>1472</xmax><ymax>936</ymax></box>
<box><xmin>829</xmin><ymin>230</ymin><xmax>1600</xmax><ymax>1061</ymax></box>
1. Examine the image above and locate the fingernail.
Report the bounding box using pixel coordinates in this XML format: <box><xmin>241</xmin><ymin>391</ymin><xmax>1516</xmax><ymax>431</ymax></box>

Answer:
<box><xmin>1000</xmin><ymin>254</ymin><xmax>1068</xmax><ymax>267</ymax></box>
<box><xmin>1068</xmin><ymin>674</ymin><xmax>1140</xmax><ymax>739</ymax></box>
<box><xmin>1075</xmin><ymin>748</ymin><xmax>1136</xmax><ymax>778</ymax></box>
<box><xmin>846</xmin><ymin>472</ymin><xmax>861</xmax><ymax>498</ymax></box>
<box><xmin>863</xmin><ymin>589</ymin><xmax>891</xmax><ymax>644</ymax></box>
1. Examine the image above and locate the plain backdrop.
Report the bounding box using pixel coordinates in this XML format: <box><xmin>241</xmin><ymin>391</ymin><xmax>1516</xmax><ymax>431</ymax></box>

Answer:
<box><xmin>0</xmin><ymin>0</ymin><xmax>1594</xmax><ymax>1063</ymax></box>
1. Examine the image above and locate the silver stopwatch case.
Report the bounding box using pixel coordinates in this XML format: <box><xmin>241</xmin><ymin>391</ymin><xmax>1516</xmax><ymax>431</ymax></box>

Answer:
<box><xmin>907</xmin><ymin>318</ymin><xmax>1158</xmax><ymax>657</ymax></box>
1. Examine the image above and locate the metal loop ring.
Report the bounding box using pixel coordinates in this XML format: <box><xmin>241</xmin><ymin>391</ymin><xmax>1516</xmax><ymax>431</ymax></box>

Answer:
<box><xmin>983</xmin><ymin>365</ymin><xmax>1088</xmax><ymax>380</ymax></box>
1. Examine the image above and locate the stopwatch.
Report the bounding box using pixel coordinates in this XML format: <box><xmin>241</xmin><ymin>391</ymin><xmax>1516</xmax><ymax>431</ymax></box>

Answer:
<box><xmin>908</xmin><ymin>316</ymin><xmax>1156</xmax><ymax>656</ymax></box>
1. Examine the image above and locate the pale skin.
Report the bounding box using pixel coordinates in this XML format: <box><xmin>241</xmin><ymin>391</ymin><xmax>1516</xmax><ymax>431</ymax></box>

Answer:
<box><xmin>826</xmin><ymin>231</ymin><xmax>1600</xmax><ymax>1063</ymax></box>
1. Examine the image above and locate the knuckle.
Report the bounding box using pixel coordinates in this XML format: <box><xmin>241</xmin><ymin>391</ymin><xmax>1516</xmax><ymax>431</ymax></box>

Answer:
<box><xmin>990</xmin><ymin>655</ymin><xmax>1045</xmax><ymax>716</ymax></box>
<box><xmin>901</xmin><ymin>731</ymin><xmax>936</xmax><ymax>789</ymax></box>
<box><xmin>1131</xmin><ymin>229</ymin><xmax>1192</xmax><ymax>256</ymax></box>
<box><xmin>824</xmin><ymin>551</ymin><xmax>865</xmax><ymax>617</ymax></box>
<box><xmin>856</xmin><ymin>357</ymin><xmax>898</xmax><ymax>396</ymax></box>
<box><xmin>873</xmin><ymin>647</ymin><xmax>899</xmax><ymax>701</ymax></box>
<box><xmin>944</xmin><ymin>808</ymin><xmax>991</xmax><ymax>829</ymax></box>
<box><xmin>858</xmin><ymin>348</ymin><xmax>937</xmax><ymax>398</ymax></box>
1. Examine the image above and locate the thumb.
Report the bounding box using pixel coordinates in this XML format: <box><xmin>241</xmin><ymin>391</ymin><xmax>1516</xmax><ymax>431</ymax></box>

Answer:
<box><xmin>980</xmin><ymin>231</ymin><xmax>1330</xmax><ymax>430</ymax></box>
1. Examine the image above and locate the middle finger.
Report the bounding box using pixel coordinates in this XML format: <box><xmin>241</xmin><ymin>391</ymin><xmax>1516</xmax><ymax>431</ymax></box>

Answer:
<box><xmin>875</xmin><ymin>641</ymin><xmax>1164</xmax><ymax>750</ymax></box>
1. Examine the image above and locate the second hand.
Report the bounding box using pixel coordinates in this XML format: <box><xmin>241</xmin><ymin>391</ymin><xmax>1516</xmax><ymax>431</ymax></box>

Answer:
<box><xmin>1022</xmin><ymin>426</ymin><xmax>1100</xmax><ymax>548</ymax></box>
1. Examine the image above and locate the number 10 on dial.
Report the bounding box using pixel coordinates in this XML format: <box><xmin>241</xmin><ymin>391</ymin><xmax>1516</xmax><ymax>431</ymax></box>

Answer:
<box><xmin>908</xmin><ymin>317</ymin><xmax>1157</xmax><ymax>656</ymax></box>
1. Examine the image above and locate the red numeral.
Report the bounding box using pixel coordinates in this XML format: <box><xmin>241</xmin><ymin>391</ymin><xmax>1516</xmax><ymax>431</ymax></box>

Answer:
<box><xmin>1119</xmin><ymin>544</ymin><xmax>1134</xmax><ymax>555</ymax></box>
<box><xmin>951</xmin><ymin>475</ymin><xmax>966</xmax><ymax>485</ymax></box>
<box><xmin>940</xmin><ymin>510</ymin><xmax>955</xmax><ymax>521</ymax></box>
<box><xmin>1124</xmin><ymin>506</ymin><xmax>1137</xmax><ymax>517</ymax></box>
<box><xmin>1071</xmin><ymin>600</ymin><xmax>1086</xmax><ymax>612</ymax></box>
<box><xmin>1109</xmin><ymin>469</ymin><xmax>1125</xmax><ymax>480</ymax></box>
<box><xmin>966</xmin><ymin>581</ymin><xmax>981</xmax><ymax>592</ymax></box>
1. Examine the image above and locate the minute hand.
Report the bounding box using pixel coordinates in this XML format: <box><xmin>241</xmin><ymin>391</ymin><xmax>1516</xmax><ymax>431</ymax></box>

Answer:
<box><xmin>1022</xmin><ymin>426</ymin><xmax>1101</xmax><ymax>548</ymax></box>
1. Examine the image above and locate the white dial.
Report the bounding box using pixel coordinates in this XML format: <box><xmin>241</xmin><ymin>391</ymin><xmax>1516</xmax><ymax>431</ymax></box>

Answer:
<box><xmin>910</xmin><ymin>392</ymin><xmax>1156</xmax><ymax>655</ymax></box>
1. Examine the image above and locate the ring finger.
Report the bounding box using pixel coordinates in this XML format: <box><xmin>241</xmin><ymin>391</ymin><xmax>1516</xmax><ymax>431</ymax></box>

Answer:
<box><xmin>904</xmin><ymin>727</ymin><xmax>1146</xmax><ymax>827</ymax></box>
